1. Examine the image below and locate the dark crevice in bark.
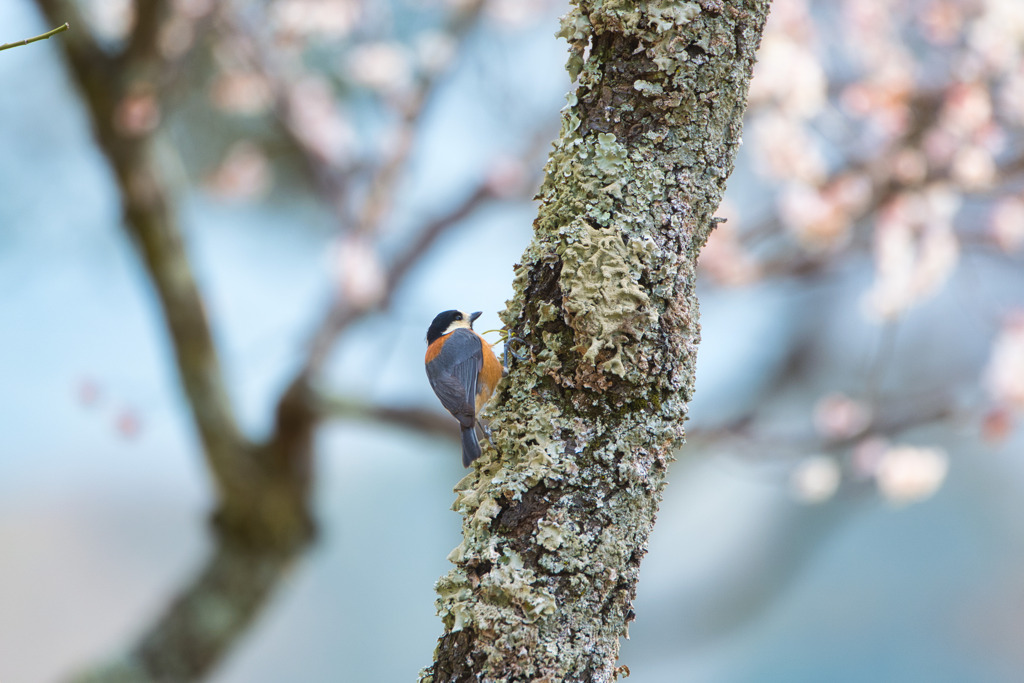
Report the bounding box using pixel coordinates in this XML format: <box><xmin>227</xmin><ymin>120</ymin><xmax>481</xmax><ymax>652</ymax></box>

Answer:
<box><xmin>492</xmin><ymin>483</ymin><xmax>557</xmax><ymax>535</ymax></box>
<box><xmin>577</xmin><ymin>34</ymin><xmax>664</xmax><ymax>145</ymax></box>
<box><xmin>430</xmin><ymin>629</ymin><xmax>489</xmax><ymax>683</ymax></box>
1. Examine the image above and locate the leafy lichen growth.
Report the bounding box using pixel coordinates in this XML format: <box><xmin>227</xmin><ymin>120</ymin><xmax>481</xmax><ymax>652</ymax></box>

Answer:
<box><xmin>594</xmin><ymin>132</ymin><xmax>628</xmax><ymax>174</ymax></box>
<box><xmin>559</xmin><ymin>219</ymin><xmax>658</xmax><ymax>377</ymax></box>
<box><xmin>650</xmin><ymin>1</ymin><xmax>702</xmax><ymax>31</ymax></box>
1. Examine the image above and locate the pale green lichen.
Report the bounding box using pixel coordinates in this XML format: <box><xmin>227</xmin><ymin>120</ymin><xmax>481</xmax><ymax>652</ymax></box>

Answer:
<box><xmin>435</xmin><ymin>548</ymin><xmax>557</xmax><ymax>635</ymax></box>
<box><xmin>536</xmin><ymin>521</ymin><xmax>566</xmax><ymax>551</ymax></box>
<box><xmin>537</xmin><ymin>301</ymin><xmax>560</xmax><ymax>324</ymax></box>
<box><xmin>562</xmin><ymin>109</ymin><xmax>582</xmax><ymax>136</ymax></box>
<box><xmin>533</xmin><ymin>346</ymin><xmax>562</xmax><ymax>378</ymax></box>
<box><xmin>435</xmin><ymin>569</ymin><xmax>473</xmax><ymax>631</ymax></box>
<box><xmin>556</xmin><ymin>8</ymin><xmax>591</xmax><ymax>42</ymax></box>
<box><xmin>558</xmin><ymin>219</ymin><xmax>658</xmax><ymax>378</ymax></box>
<box><xmin>594</xmin><ymin>133</ymin><xmax>628</xmax><ymax>175</ymax></box>
<box><xmin>474</xmin><ymin>496</ymin><xmax>502</xmax><ymax>524</ymax></box>
<box><xmin>650</xmin><ymin>1</ymin><xmax>701</xmax><ymax>31</ymax></box>
<box><xmin>447</xmin><ymin>541</ymin><xmax>466</xmax><ymax>564</ymax></box>
<box><xmin>556</xmin><ymin>7</ymin><xmax>592</xmax><ymax>81</ymax></box>
<box><xmin>633</xmin><ymin>79</ymin><xmax>664</xmax><ymax>96</ymax></box>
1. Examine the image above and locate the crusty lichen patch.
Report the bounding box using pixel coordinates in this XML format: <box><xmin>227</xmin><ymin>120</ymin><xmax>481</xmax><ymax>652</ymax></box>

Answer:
<box><xmin>436</xmin><ymin>547</ymin><xmax>556</xmax><ymax>635</ymax></box>
<box><xmin>425</xmin><ymin>0</ymin><xmax>769</xmax><ymax>681</ymax></box>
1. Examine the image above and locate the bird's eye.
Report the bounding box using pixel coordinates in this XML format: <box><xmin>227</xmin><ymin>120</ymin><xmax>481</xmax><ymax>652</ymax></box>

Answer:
<box><xmin>455</xmin><ymin>313</ymin><xmax>462</xmax><ymax>320</ymax></box>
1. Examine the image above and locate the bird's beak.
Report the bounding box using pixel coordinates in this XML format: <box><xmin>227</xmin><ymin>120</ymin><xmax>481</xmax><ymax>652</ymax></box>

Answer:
<box><xmin>469</xmin><ymin>311</ymin><xmax>482</xmax><ymax>326</ymax></box>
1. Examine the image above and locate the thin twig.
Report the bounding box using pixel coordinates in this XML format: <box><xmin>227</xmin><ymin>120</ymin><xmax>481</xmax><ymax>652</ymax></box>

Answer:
<box><xmin>32</xmin><ymin>1</ymin><xmax>106</xmax><ymax>67</ymax></box>
<box><xmin>0</xmin><ymin>22</ymin><xmax>68</xmax><ymax>52</ymax></box>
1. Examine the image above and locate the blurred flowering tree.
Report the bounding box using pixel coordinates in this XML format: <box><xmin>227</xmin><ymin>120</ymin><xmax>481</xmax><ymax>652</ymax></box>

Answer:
<box><xmin>698</xmin><ymin>0</ymin><xmax>1024</xmax><ymax>506</ymax></box>
<box><xmin>23</xmin><ymin>0</ymin><xmax>1024</xmax><ymax>680</ymax></box>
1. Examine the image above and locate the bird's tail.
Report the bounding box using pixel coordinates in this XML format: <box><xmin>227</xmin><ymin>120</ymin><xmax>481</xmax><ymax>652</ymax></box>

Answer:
<box><xmin>461</xmin><ymin>425</ymin><xmax>481</xmax><ymax>467</ymax></box>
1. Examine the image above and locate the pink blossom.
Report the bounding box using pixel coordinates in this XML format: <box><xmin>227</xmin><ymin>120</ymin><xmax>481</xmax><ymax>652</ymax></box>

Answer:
<box><xmin>345</xmin><ymin>42</ymin><xmax>414</xmax><ymax>97</ymax></box>
<box><xmin>114</xmin><ymin>92</ymin><xmax>161</xmax><ymax>137</ymax></box>
<box><xmin>286</xmin><ymin>77</ymin><xmax>354</xmax><ymax>164</ymax></box>
<box><xmin>210</xmin><ymin>71</ymin><xmax>273</xmax><ymax>116</ymax></box>
<box><xmin>874</xmin><ymin>445</ymin><xmax>949</xmax><ymax>505</ymax></box>
<box><xmin>333</xmin><ymin>237</ymin><xmax>386</xmax><ymax>311</ymax></box>
<box><xmin>271</xmin><ymin>0</ymin><xmax>360</xmax><ymax>40</ymax></box>
<box><xmin>749</xmin><ymin>36</ymin><xmax>826</xmax><ymax>118</ymax></box>
<box><xmin>790</xmin><ymin>455</ymin><xmax>841</xmax><ymax>504</ymax></box>
<box><xmin>990</xmin><ymin>197</ymin><xmax>1024</xmax><ymax>252</ymax></box>
<box><xmin>863</xmin><ymin>187</ymin><xmax>961</xmax><ymax>320</ymax></box>
<box><xmin>813</xmin><ymin>393</ymin><xmax>872</xmax><ymax>440</ymax></box>
<box><xmin>206</xmin><ymin>142</ymin><xmax>273</xmax><ymax>201</ymax></box>
<box><xmin>751</xmin><ymin>113</ymin><xmax>825</xmax><ymax>183</ymax></box>
<box><xmin>984</xmin><ymin>313</ymin><xmax>1024</xmax><ymax>410</ymax></box>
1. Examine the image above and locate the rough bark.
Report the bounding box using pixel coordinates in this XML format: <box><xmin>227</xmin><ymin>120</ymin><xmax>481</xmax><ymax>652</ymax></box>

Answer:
<box><xmin>423</xmin><ymin>1</ymin><xmax>771</xmax><ymax>681</ymax></box>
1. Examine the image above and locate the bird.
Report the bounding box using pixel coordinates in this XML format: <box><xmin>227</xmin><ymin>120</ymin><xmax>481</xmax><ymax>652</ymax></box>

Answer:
<box><xmin>424</xmin><ymin>310</ymin><xmax>503</xmax><ymax>466</ymax></box>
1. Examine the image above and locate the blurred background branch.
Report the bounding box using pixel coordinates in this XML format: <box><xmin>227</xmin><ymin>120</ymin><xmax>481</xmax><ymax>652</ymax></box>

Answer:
<box><xmin>68</xmin><ymin>544</ymin><xmax>294</xmax><ymax>683</ymax></box>
<box><xmin>316</xmin><ymin>392</ymin><xmax>457</xmax><ymax>439</ymax></box>
<box><xmin>34</xmin><ymin>0</ymin><xmax>251</xmax><ymax>496</ymax></box>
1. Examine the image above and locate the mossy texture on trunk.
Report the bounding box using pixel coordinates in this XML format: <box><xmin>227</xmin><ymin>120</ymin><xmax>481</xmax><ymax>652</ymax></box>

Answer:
<box><xmin>424</xmin><ymin>1</ymin><xmax>770</xmax><ymax>681</ymax></box>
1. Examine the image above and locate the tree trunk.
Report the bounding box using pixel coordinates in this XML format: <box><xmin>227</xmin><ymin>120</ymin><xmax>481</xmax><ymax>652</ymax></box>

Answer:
<box><xmin>423</xmin><ymin>1</ymin><xmax>771</xmax><ymax>681</ymax></box>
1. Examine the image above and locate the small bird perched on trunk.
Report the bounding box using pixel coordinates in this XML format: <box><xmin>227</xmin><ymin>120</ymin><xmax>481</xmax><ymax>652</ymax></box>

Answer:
<box><xmin>424</xmin><ymin>310</ymin><xmax>503</xmax><ymax>466</ymax></box>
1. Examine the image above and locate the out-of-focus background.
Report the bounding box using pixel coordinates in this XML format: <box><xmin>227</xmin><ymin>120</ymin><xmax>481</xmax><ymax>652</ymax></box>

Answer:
<box><xmin>3</xmin><ymin>0</ymin><xmax>1024</xmax><ymax>681</ymax></box>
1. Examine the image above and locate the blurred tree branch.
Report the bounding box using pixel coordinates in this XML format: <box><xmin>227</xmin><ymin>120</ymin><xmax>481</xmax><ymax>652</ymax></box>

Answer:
<box><xmin>352</xmin><ymin>0</ymin><xmax>488</xmax><ymax>237</ymax></box>
<box><xmin>0</xmin><ymin>21</ymin><xmax>68</xmax><ymax>51</ymax></box>
<box><xmin>69</xmin><ymin>544</ymin><xmax>293</xmax><ymax>683</ymax></box>
<box><xmin>316</xmin><ymin>393</ymin><xmax>458</xmax><ymax>439</ymax></box>
<box><xmin>302</xmin><ymin>178</ymin><xmax>502</xmax><ymax>378</ymax></box>
<box><xmin>688</xmin><ymin>395</ymin><xmax>956</xmax><ymax>460</ymax></box>
<box><xmin>31</xmin><ymin>1</ymin><xmax>314</xmax><ymax>677</ymax></box>
<box><xmin>32</xmin><ymin>0</ymin><xmax>262</xmax><ymax>518</ymax></box>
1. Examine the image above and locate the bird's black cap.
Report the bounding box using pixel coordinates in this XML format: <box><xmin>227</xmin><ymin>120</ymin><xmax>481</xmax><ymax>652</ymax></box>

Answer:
<box><xmin>427</xmin><ymin>310</ymin><xmax>460</xmax><ymax>344</ymax></box>
<box><xmin>426</xmin><ymin>310</ymin><xmax>481</xmax><ymax>344</ymax></box>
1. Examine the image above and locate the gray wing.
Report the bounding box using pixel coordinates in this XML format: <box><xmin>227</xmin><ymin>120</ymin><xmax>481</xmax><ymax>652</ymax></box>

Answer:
<box><xmin>428</xmin><ymin>329</ymin><xmax>482</xmax><ymax>427</ymax></box>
